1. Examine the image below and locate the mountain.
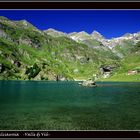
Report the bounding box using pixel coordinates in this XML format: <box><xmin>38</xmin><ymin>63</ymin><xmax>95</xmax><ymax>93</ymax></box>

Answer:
<box><xmin>68</xmin><ymin>29</ymin><xmax>140</xmax><ymax>59</ymax></box>
<box><xmin>91</xmin><ymin>31</ymin><xmax>105</xmax><ymax>41</ymax></box>
<box><xmin>0</xmin><ymin>16</ymin><xmax>140</xmax><ymax>81</ymax></box>
<box><xmin>44</xmin><ymin>28</ymin><xmax>66</xmax><ymax>37</ymax></box>
<box><xmin>68</xmin><ymin>31</ymin><xmax>91</xmax><ymax>41</ymax></box>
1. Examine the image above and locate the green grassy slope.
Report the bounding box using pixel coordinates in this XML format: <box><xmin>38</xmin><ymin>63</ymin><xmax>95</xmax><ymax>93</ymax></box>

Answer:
<box><xmin>100</xmin><ymin>42</ymin><xmax>140</xmax><ymax>82</ymax></box>
<box><xmin>0</xmin><ymin>17</ymin><xmax>118</xmax><ymax>80</ymax></box>
<box><xmin>0</xmin><ymin>16</ymin><xmax>139</xmax><ymax>81</ymax></box>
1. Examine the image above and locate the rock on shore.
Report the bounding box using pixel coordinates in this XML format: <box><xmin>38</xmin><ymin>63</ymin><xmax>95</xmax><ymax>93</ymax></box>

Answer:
<box><xmin>81</xmin><ymin>79</ymin><xmax>97</xmax><ymax>87</ymax></box>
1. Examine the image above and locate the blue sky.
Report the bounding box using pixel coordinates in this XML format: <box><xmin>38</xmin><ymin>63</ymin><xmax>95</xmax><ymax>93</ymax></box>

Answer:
<box><xmin>0</xmin><ymin>10</ymin><xmax>140</xmax><ymax>39</ymax></box>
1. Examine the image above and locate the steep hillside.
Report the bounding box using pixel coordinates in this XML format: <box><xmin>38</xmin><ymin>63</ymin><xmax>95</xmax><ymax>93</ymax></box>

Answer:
<box><xmin>0</xmin><ymin>16</ymin><xmax>118</xmax><ymax>81</ymax></box>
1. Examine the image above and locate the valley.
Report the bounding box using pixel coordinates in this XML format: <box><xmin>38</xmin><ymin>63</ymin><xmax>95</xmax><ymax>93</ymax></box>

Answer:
<box><xmin>0</xmin><ymin>16</ymin><xmax>140</xmax><ymax>81</ymax></box>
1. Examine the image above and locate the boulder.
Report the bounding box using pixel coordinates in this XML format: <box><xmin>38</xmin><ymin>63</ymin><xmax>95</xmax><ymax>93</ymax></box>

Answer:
<box><xmin>56</xmin><ymin>75</ymin><xmax>67</xmax><ymax>81</ymax></box>
<box><xmin>59</xmin><ymin>77</ymin><xmax>66</xmax><ymax>81</ymax></box>
<box><xmin>82</xmin><ymin>79</ymin><xmax>97</xmax><ymax>87</ymax></box>
<box><xmin>73</xmin><ymin>69</ymin><xmax>79</xmax><ymax>73</ymax></box>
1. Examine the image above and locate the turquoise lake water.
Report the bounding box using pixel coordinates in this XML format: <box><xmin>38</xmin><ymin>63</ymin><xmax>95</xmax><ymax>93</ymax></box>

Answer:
<box><xmin>0</xmin><ymin>81</ymin><xmax>140</xmax><ymax>130</ymax></box>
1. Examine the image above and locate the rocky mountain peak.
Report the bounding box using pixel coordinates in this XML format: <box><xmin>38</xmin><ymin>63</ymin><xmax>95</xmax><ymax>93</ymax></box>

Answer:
<box><xmin>91</xmin><ymin>30</ymin><xmax>101</xmax><ymax>35</ymax></box>
<box><xmin>44</xmin><ymin>28</ymin><xmax>66</xmax><ymax>37</ymax></box>
<box><xmin>68</xmin><ymin>32</ymin><xmax>77</xmax><ymax>36</ymax></box>
<box><xmin>78</xmin><ymin>31</ymin><xmax>90</xmax><ymax>36</ymax></box>
<box><xmin>46</xmin><ymin>28</ymin><xmax>57</xmax><ymax>32</ymax></box>
<box><xmin>68</xmin><ymin>31</ymin><xmax>91</xmax><ymax>41</ymax></box>
<box><xmin>18</xmin><ymin>20</ymin><xmax>29</xmax><ymax>26</ymax></box>
<box><xmin>122</xmin><ymin>33</ymin><xmax>132</xmax><ymax>37</ymax></box>
<box><xmin>91</xmin><ymin>30</ymin><xmax>104</xmax><ymax>39</ymax></box>
<box><xmin>14</xmin><ymin>20</ymin><xmax>41</xmax><ymax>33</ymax></box>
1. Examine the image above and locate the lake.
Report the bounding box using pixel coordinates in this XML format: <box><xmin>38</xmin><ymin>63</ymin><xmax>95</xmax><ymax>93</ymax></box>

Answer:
<box><xmin>0</xmin><ymin>80</ymin><xmax>140</xmax><ymax>130</ymax></box>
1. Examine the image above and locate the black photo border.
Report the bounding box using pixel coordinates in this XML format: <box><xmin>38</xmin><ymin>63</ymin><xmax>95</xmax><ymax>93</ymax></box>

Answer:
<box><xmin>0</xmin><ymin>1</ymin><xmax>140</xmax><ymax>139</ymax></box>
<box><xmin>0</xmin><ymin>2</ymin><xmax>140</xmax><ymax>9</ymax></box>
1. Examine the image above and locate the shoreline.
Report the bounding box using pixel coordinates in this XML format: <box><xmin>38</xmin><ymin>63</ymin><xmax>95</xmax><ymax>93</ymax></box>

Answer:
<box><xmin>0</xmin><ymin>79</ymin><xmax>140</xmax><ymax>83</ymax></box>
